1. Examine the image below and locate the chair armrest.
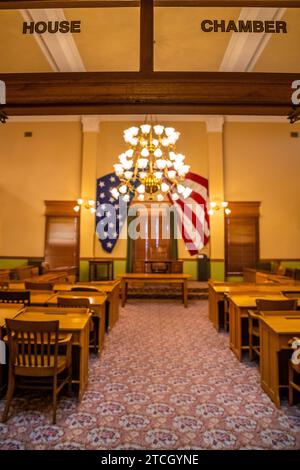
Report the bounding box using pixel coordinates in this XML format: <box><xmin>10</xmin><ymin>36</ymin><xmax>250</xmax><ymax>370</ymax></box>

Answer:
<box><xmin>248</xmin><ymin>309</ymin><xmax>260</xmax><ymax>319</ymax></box>
<box><xmin>58</xmin><ymin>334</ymin><xmax>73</xmax><ymax>344</ymax></box>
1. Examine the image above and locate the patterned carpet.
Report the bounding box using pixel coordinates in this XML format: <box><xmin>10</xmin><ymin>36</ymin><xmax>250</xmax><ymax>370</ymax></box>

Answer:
<box><xmin>0</xmin><ymin>300</ymin><xmax>299</xmax><ymax>450</ymax></box>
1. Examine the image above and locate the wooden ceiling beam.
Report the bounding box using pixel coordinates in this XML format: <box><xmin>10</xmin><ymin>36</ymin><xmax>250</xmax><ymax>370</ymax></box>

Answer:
<box><xmin>1</xmin><ymin>0</ymin><xmax>300</xmax><ymax>8</ymax></box>
<box><xmin>0</xmin><ymin>71</ymin><xmax>296</xmax><ymax>116</ymax></box>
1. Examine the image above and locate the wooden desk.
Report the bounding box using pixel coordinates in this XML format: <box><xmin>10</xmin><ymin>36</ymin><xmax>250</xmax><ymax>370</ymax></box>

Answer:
<box><xmin>209</xmin><ymin>281</ymin><xmax>300</xmax><ymax>331</ymax></box>
<box><xmin>228</xmin><ymin>294</ymin><xmax>291</xmax><ymax>361</ymax></box>
<box><xmin>15</xmin><ymin>307</ymin><xmax>91</xmax><ymax>400</ymax></box>
<box><xmin>88</xmin><ymin>259</ymin><xmax>114</xmax><ymax>281</ymax></box>
<box><xmin>243</xmin><ymin>268</ymin><xmax>296</xmax><ymax>284</ymax></box>
<box><xmin>53</xmin><ymin>281</ymin><xmax>120</xmax><ymax>329</ymax></box>
<box><xmin>260</xmin><ymin>314</ymin><xmax>300</xmax><ymax>407</ymax></box>
<box><xmin>119</xmin><ymin>273</ymin><xmax>191</xmax><ymax>308</ymax></box>
<box><xmin>47</xmin><ymin>292</ymin><xmax>107</xmax><ymax>352</ymax></box>
<box><xmin>134</xmin><ymin>260</ymin><xmax>183</xmax><ymax>274</ymax></box>
<box><xmin>30</xmin><ymin>291</ymin><xmax>57</xmax><ymax>306</ymax></box>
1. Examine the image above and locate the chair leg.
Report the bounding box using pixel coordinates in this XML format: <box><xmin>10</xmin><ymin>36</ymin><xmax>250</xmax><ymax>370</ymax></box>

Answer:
<box><xmin>2</xmin><ymin>372</ymin><xmax>15</xmax><ymax>423</ymax></box>
<box><xmin>52</xmin><ymin>374</ymin><xmax>58</xmax><ymax>425</ymax></box>
<box><xmin>67</xmin><ymin>366</ymin><xmax>72</xmax><ymax>397</ymax></box>
<box><xmin>249</xmin><ymin>320</ymin><xmax>253</xmax><ymax>361</ymax></box>
<box><xmin>289</xmin><ymin>363</ymin><xmax>294</xmax><ymax>406</ymax></box>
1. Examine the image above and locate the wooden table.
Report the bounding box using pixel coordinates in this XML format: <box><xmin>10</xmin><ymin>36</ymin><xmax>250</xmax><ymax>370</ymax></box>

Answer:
<box><xmin>260</xmin><ymin>314</ymin><xmax>300</xmax><ymax>407</ymax></box>
<box><xmin>53</xmin><ymin>281</ymin><xmax>120</xmax><ymax>329</ymax></box>
<box><xmin>88</xmin><ymin>259</ymin><xmax>114</xmax><ymax>281</ymax></box>
<box><xmin>227</xmin><ymin>294</ymin><xmax>299</xmax><ymax>361</ymax></box>
<box><xmin>29</xmin><ymin>291</ymin><xmax>57</xmax><ymax>306</ymax></box>
<box><xmin>47</xmin><ymin>292</ymin><xmax>107</xmax><ymax>352</ymax></box>
<box><xmin>15</xmin><ymin>307</ymin><xmax>91</xmax><ymax>400</ymax></box>
<box><xmin>119</xmin><ymin>273</ymin><xmax>191</xmax><ymax>308</ymax></box>
<box><xmin>209</xmin><ymin>281</ymin><xmax>300</xmax><ymax>331</ymax></box>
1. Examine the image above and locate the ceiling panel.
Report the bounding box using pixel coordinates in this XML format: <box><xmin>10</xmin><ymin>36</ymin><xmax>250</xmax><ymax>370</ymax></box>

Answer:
<box><xmin>0</xmin><ymin>10</ymin><xmax>52</xmax><ymax>72</ymax></box>
<box><xmin>154</xmin><ymin>7</ymin><xmax>242</xmax><ymax>71</ymax></box>
<box><xmin>253</xmin><ymin>9</ymin><xmax>300</xmax><ymax>72</ymax></box>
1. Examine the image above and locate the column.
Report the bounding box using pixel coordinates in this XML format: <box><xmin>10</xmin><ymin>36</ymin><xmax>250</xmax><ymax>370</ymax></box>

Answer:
<box><xmin>205</xmin><ymin>116</ymin><xmax>225</xmax><ymax>280</ymax></box>
<box><xmin>80</xmin><ymin>116</ymin><xmax>100</xmax><ymax>260</ymax></box>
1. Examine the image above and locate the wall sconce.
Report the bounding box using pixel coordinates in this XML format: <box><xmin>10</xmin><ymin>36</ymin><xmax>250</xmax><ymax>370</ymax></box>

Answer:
<box><xmin>208</xmin><ymin>200</ymin><xmax>231</xmax><ymax>216</ymax></box>
<box><xmin>73</xmin><ymin>198</ymin><xmax>96</xmax><ymax>214</ymax></box>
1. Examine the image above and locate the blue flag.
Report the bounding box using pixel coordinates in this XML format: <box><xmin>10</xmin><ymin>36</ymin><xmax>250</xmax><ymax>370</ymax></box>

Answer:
<box><xmin>96</xmin><ymin>173</ymin><xmax>134</xmax><ymax>253</ymax></box>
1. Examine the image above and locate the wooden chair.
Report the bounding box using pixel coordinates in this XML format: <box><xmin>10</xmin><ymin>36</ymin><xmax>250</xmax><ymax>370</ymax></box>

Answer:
<box><xmin>0</xmin><ymin>290</ymin><xmax>30</xmax><ymax>305</ymax></box>
<box><xmin>248</xmin><ymin>299</ymin><xmax>298</xmax><ymax>361</ymax></box>
<box><xmin>25</xmin><ymin>281</ymin><xmax>53</xmax><ymax>291</ymax></box>
<box><xmin>289</xmin><ymin>338</ymin><xmax>300</xmax><ymax>405</ymax></box>
<box><xmin>2</xmin><ymin>319</ymin><xmax>72</xmax><ymax>424</ymax></box>
<box><xmin>57</xmin><ymin>297</ymin><xmax>98</xmax><ymax>354</ymax></box>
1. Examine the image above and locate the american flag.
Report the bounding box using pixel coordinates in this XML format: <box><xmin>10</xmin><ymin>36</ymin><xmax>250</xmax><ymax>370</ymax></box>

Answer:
<box><xmin>96</xmin><ymin>172</ymin><xmax>210</xmax><ymax>255</ymax></box>
<box><xmin>95</xmin><ymin>173</ymin><xmax>134</xmax><ymax>253</ymax></box>
<box><xmin>169</xmin><ymin>172</ymin><xmax>210</xmax><ymax>255</ymax></box>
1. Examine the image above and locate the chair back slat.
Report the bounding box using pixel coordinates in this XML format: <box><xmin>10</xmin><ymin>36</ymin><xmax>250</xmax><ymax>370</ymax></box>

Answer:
<box><xmin>0</xmin><ymin>290</ymin><xmax>30</xmax><ymax>305</ymax></box>
<box><xmin>256</xmin><ymin>298</ymin><xmax>298</xmax><ymax>311</ymax></box>
<box><xmin>57</xmin><ymin>297</ymin><xmax>90</xmax><ymax>309</ymax></box>
<box><xmin>6</xmin><ymin>319</ymin><xmax>59</xmax><ymax>370</ymax></box>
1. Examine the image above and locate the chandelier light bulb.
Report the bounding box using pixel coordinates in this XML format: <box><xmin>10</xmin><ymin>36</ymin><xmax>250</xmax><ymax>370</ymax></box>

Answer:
<box><xmin>73</xmin><ymin>205</ymin><xmax>80</xmax><ymax>212</ymax></box>
<box><xmin>123</xmin><ymin>194</ymin><xmax>130</xmax><ymax>202</ymax></box>
<box><xmin>152</xmin><ymin>139</ymin><xmax>159</xmax><ymax>147</ymax></box>
<box><xmin>161</xmin><ymin>138</ymin><xmax>169</xmax><ymax>147</ymax></box>
<box><xmin>140</xmin><ymin>124</ymin><xmax>151</xmax><ymax>134</ymax></box>
<box><xmin>139</xmin><ymin>172</ymin><xmax>147</xmax><ymax>179</ymax></box>
<box><xmin>165</xmin><ymin>127</ymin><xmax>175</xmax><ymax>137</ymax></box>
<box><xmin>177</xmin><ymin>184</ymin><xmax>185</xmax><ymax>194</ymax></box>
<box><xmin>172</xmin><ymin>193</ymin><xmax>180</xmax><ymax>201</ymax></box>
<box><xmin>178</xmin><ymin>165</ymin><xmax>190</xmax><ymax>175</ymax></box>
<box><xmin>154</xmin><ymin>125</ymin><xmax>164</xmax><ymax>135</ymax></box>
<box><xmin>111</xmin><ymin>188</ymin><xmax>119</xmax><ymax>199</ymax></box>
<box><xmin>208</xmin><ymin>209</ymin><xmax>215</xmax><ymax>215</ymax></box>
<box><xmin>141</xmin><ymin>148</ymin><xmax>149</xmax><ymax>157</ymax></box>
<box><xmin>77</xmin><ymin>198</ymin><xmax>84</xmax><ymax>205</ymax></box>
<box><xmin>124</xmin><ymin>171</ymin><xmax>133</xmax><ymax>179</ymax></box>
<box><xmin>161</xmin><ymin>182</ymin><xmax>170</xmax><ymax>193</ymax></box>
<box><xmin>221</xmin><ymin>201</ymin><xmax>229</xmax><ymax>208</ymax></box>
<box><xmin>156</xmin><ymin>159</ymin><xmax>167</xmax><ymax>170</ymax></box>
<box><xmin>114</xmin><ymin>164</ymin><xmax>123</xmax><ymax>175</ymax></box>
<box><xmin>123</xmin><ymin>160</ymin><xmax>133</xmax><ymax>170</ymax></box>
<box><xmin>125</xmin><ymin>149</ymin><xmax>134</xmax><ymax>158</ymax></box>
<box><xmin>167</xmin><ymin>170</ymin><xmax>176</xmax><ymax>179</ymax></box>
<box><xmin>138</xmin><ymin>194</ymin><xmax>145</xmax><ymax>201</ymax></box>
<box><xmin>119</xmin><ymin>185</ymin><xmax>127</xmax><ymax>195</ymax></box>
<box><xmin>169</xmin><ymin>151</ymin><xmax>176</xmax><ymax>160</ymax></box>
<box><xmin>137</xmin><ymin>184</ymin><xmax>145</xmax><ymax>194</ymax></box>
<box><xmin>225</xmin><ymin>208</ymin><xmax>231</xmax><ymax>215</ymax></box>
<box><xmin>154</xmin><ymin>171</ymin><xmax>163</xmax><ymax>180</ymax></box>
<box><xmin>182</xmin><ymin>187</ymin><xmax>193</xmax><ymax>199</ymax></box>
<box><xmin>90</xmin><ymin>207</ymin><xmax>96</xmax><ymax>214</ymax></box>
<box><xmin>129</xmin><ymin>137</ymin><xmax>138</xmax><ymax>146</ymax></box>
<box><xmin>137</xmin><ymin>158</ymin><xmax>148</xmax><ymax>169</ymax></box>
<box><xmin>210</xmin><ymin>201</ymin><xmax>217</xmax><ymax>208</ymax></box>
<box><xmin>157</xmin><ymin>194</ymin><xmax>164</xmax><ymax>201</ymax></box>
<box><xmin>154</xmin><ymin>148</ymin><xmax>163</xmax><ymax>158</ymax></box>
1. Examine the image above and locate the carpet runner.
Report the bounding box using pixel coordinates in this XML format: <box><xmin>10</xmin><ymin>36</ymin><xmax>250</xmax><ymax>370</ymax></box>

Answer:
<box><xmin>0</xmin><ymin>300</ymin><xmax>299</xmax><ymax>450</ymax></box>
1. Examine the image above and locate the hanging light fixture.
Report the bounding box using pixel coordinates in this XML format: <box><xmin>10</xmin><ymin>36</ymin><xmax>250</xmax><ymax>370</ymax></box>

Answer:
<box><xmin>73</xmin><ymin>198</ymin><xmax>96</xmax><ymax>214</ymax></box>
<box><xmin>208</xmin><ymin>200</ymin><xmax>231</xmax><ymax>216</ymax></box>
<box><xmin>110</xmin><ymin>123</ymin><xmax>192</xmax><ymax>202</ymax></box>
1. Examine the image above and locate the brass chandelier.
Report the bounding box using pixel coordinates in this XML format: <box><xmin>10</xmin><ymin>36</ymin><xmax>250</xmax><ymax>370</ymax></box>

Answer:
<box><xmin>111</xmin><ymin>123</ymin><xmax>192</xmax><ymax>202</ymax></box>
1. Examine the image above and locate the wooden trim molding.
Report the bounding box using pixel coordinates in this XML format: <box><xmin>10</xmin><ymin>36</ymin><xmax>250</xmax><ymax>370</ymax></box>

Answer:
<box><xmin>44</xmin><ymin>200</ymin><xmax>79</xmax><ymax>217</ymax></box>
<box><xmin>1</xmin><ymin>1</ymin><xmax>300</xmax><ymax>8</ymax></box>
<box><xmin>1</xmin><ymin>72</ymin><xmax>297</xmax><ymax>116</ymax></box>
<box><xmin>226</xmin><ymin>201</ymin><xmax>261</xmax><ymax>217</ymax></box>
